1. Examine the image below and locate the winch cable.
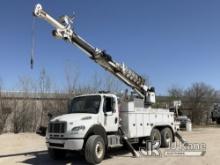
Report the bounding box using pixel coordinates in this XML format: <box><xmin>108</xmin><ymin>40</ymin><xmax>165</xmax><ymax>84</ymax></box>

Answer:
<box><xmin>30</xmin><ymin>15</ymin><xmax>36</xmax><ymax>70</ymax></box>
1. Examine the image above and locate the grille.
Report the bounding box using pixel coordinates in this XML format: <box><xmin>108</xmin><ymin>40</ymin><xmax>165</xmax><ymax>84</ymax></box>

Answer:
<box><xmin>49</xmin><ymin>122</ymin><xmax>66</xmax><ymax>133</ymax></box>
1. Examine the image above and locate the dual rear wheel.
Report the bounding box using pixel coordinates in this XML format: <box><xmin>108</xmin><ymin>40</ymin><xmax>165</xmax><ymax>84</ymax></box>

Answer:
<box><xmin>150</xmin><ymin>127</ymin><xmax>173</xmax><ymax>148</ymax></box>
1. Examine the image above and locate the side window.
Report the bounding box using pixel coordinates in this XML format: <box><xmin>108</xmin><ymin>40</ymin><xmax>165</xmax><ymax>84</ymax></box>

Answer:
<box><xmin>103</xmin><ymin>97</ymin><xmax>115</xmax><ymax>113</ymax></box>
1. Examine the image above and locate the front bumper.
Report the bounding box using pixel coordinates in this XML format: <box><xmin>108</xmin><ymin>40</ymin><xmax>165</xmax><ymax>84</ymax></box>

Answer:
<box><xmin>46</xmin><ymin>138</ymin><xmax>84</xmax><ymax>151</ymax></box>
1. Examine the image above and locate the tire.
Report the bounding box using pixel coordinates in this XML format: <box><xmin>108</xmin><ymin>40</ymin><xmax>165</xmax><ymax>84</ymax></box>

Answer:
<box><xmin>161</xmin><ymin>127</ymin><xmax>173</xmax><ymax>148</ymax></box>
<box><xmin>48</xmin><ymin>148</ymin><xmax>66</xmax><ymax>159</ymax></box>
<box><xmin>217</xmin><ymin>119</ymin><xmax>220</xmax><ymax>124</ymax></box>
<box><xmin>148</xmin><ymin>128</ymin><xmax>161</xmax><ymax>149</ymax></box>
<box><xmin>85</xmin><ymin>135</ymin><xmax>105</xmax><ymax>164</ymax></box>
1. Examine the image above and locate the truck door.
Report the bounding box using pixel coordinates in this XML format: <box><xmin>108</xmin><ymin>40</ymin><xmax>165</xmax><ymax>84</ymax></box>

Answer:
<box><xmin>103</xmin><ymin>96</ymin><xmax>119</xmax><ymax>132</ymax></box>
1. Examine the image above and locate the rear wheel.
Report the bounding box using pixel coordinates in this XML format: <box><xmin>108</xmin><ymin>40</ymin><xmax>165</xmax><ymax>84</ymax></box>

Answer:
<box><xmin>148</xmin><ymin>128</ymin><xmax>161</xmax><ymax>149</ymax></box>
<box><xmin>85</xmin><ymin>135</ymin><xmax>105</xmax><ymax>164</ymax></box>
<box><xmin>161</xmin><ymin>127</ymin><xmax>173</xmax><ymax>148</ymax></box>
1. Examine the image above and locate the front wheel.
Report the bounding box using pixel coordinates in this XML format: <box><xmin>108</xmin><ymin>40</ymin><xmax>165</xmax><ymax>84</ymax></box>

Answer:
<box><xmin>85</xmin><ymin>135</ymin><xmax>105</xmax><ymax>164</ymax></box>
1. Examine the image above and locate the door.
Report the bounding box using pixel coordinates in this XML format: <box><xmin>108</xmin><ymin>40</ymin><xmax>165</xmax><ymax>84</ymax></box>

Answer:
<box><xmin>103</xmin><ymin>96</ymin><xmax>119</xmax><ymax>132</ymax></box>
<box><xmin>136</xmin><ymin>114</ymin><xmax>144</xmax><ymax>137</ymax></box>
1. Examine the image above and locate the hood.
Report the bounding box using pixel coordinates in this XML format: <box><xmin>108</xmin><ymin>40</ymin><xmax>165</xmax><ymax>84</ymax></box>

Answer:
<box><xmin>51</xmin><ymin>113</ymin><xmax>95</xmax><ymax>123</ymax></box>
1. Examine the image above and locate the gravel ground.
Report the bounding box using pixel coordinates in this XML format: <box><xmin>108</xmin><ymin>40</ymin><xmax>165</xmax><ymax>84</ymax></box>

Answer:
<box><xmin>0</xmin><ymin>127</ymin><xmax>219</xmax><ymax>165</ymax></box>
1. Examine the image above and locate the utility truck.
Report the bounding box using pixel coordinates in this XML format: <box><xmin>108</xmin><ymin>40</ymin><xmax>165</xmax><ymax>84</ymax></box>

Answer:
<box><xmin>211</xmin><ymin>104</ymin><xmax>220</xmax><ymax>124</ymax></box>
<box><xmin>34</xmin><ymin>4</ymin><xmax>184</xmax><ymax>164</ymax></box>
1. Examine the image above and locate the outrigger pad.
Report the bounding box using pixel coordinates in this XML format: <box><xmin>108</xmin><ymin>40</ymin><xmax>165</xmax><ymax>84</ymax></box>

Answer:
<box><xmin>175</xmin><ymin>132</ymin><xmax>188</xmax><ymax>146</ymax></box>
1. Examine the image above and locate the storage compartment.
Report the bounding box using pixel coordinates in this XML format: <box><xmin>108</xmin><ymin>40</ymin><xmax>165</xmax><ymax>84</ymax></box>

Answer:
<box><xmin>120</xmin><ymin>101</ymin><xmax>175</xmax><ymax>139</ymax></box>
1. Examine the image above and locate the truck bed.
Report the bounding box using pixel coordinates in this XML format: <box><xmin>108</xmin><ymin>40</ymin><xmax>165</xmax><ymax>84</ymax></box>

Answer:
<box><xmin>119</xmin><ymin>100</ymin><xmax>175</xmax><ymax>138</ymax></box>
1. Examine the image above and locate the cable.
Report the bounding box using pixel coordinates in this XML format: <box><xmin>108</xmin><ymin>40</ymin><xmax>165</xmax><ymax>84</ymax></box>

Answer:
<box><xmin>30</xmin><ymin>14</ymin><xmax>36</xmax><ymax>69</ymax></box>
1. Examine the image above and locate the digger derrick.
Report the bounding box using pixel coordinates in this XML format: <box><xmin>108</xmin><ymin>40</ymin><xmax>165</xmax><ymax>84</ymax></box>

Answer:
<box><xmin>33</xmin><ymin>5</ymin><xmax>187</xmax><ymax>165</ymax></box>
<box><xmin>33</xmin><ymin>4</ymin><xmax>155</xmax><ymax>104</ymax></box>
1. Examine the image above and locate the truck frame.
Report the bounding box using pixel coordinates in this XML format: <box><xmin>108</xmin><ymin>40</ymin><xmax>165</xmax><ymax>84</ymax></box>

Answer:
<box><xmin>33</xmin><ymin>4</ymin><xmax>183</xmax><ymax>164</ymax></box>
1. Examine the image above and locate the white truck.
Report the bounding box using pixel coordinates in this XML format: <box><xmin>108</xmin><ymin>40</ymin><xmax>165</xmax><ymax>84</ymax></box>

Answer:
<box><xmin>34</xmin><ymin>4</ymin><xmax>184</xmax><ymax>164</ymax></box>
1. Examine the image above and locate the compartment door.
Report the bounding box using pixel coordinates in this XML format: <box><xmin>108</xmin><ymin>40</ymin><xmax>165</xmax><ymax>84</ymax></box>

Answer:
<box><xmin>136</xmin><ymin>114</ymin><xmax>144</xmax><ymax>137</ymax></box>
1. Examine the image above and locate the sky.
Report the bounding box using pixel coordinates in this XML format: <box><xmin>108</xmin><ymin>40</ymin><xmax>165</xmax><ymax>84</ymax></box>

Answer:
<box><xmin>0</xmin><ymin>0</ymin><xmax>220</xmax><ymax>95</ymax></box>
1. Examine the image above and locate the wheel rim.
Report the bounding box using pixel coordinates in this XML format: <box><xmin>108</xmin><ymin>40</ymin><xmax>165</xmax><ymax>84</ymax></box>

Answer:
<box><xmin>95</xmin><ymin>142</ymin><xmax>104</xmax><ymax>159</ymax></box>
<box><xmin>165</xmin><ymin>133</ymin><xmax>171</xmax><ymax>144</ymax></box>
<box><xmin>152</xmin><ymin>132</ymin><xmax>161</xmax><ymax>148</ymax></box>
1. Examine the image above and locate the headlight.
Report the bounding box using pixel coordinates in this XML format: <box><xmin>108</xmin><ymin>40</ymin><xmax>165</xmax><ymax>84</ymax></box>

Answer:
<box><xmin>71</xmin><ymin>125</ymin><xmax>85</xmax><ymax>132</ymax></box>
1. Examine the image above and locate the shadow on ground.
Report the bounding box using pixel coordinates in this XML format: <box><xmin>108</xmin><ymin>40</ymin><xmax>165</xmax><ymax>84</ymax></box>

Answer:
<box><xmin>9</xmin><ymin>147</ymin><xmax>132</xmax><ymax>165</ymax></box>
<box><xmin>21</xmin><ymin>151</ymin><xmax>88</xmax><ymax>165</ymax></box>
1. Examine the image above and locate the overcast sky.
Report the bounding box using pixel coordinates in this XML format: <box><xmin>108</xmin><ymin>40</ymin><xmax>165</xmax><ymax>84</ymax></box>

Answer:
<box><xmin>0</xmin><ymin>0</ymin><xmax>220</xmax><ymax>95</ymax></box>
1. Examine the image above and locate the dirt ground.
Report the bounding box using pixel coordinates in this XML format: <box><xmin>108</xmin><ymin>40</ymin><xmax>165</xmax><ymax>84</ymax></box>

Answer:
<box><xmin>0</xmin><ymin>127</ymin><xmax>220</xmax><ymax>165</ymax></box>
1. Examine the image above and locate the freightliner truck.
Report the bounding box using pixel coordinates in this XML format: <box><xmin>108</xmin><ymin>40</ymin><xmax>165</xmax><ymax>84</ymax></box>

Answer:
<box><xmin>34</xmin><ymin>4</ymin><xmax>184</xmax><ymax>164</ymax></box>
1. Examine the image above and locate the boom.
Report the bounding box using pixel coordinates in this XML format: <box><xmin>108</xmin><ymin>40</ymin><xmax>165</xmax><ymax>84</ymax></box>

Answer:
<box><xmin>33</xmin><ymin>4</ymin><xmax>156</xmax><ymax>104</ymax></box>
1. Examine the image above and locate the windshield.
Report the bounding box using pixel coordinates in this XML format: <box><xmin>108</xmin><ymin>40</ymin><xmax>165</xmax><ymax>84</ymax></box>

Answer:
<box><xmin>69</xmin><ymin>95</ymin><xmax>101</xmax><ymax>114</ymax></box>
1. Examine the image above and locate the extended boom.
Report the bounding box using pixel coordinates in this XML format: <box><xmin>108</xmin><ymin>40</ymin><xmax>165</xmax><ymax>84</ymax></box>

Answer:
<box><xmin>33</xmin><ymin>4</ymin><xmax>155</xmax><ymax>105</ymax></box>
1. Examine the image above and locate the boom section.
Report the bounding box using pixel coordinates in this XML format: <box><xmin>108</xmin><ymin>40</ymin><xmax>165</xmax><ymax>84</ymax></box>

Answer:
<box><xmin>33</xmin><ymin>4</ymin><xmax>156</xmax><ymax>104</ymax></box>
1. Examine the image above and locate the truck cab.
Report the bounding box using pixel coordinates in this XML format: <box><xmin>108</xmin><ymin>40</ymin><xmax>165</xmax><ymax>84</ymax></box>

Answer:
<box><xmin>46</xmin><ymin>93</ymin><xmax>120</xmax><ymax>162</ymax></box>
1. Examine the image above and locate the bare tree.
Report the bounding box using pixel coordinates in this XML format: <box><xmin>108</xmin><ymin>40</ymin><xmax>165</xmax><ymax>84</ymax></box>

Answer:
<box><xmin>51</xmin><ymin>92</ymin><xmax>68</xmax><ymax>116</ymax></box>
<box><xmin>0</xmin><ymin>80</ymin><xmax>12</xmax><ymax>133</ymax></box>
<box><xmin>184</xmin><ymin>82</ymin><xmax>217</xmax><ymax>125</ymax></box>
<box><xmin>12</xmin><ymin>97</ymin><xmax>19</xmax><ymax>133</ymax></box>
<box><xmin>103</xmin><ymin>73</ymin><xmax>121</xmax><ymax>93</ymax></box>
<box><xmin>39</xmin><ymin>68</ymin><xmax>51</xmax><ymax>94</ymax></box>
<box><xmin>39</xmin><ymin>68</ymin><xmax>51</xmax><ymax>127</ymax></box>
<box><xmin>167</xmin><ymin>83</ymin><xmax>218</xmax><ymax>125</ymax></box>
<box><xmin>11</xmin><ymin>76</ymin><xmax>36</xmax><ymax>133</ymax></box>
<box><xmin>65</xmin><ymin>64</ymin><xmax>80</xmax><ymax>95</ymax></box>
<box><xmin>30</xmin><ymin>99</ymin><xmax>38</xmax><ymax>132</ymax></box>
<box><xmin>168</xmin><ymin>85</ymin><xmax>184</xmax><ymax>99</ymax></box>
<box><xmin>22</xmin><ymin>76</ymin><xmax>35</xmax><ymax>132</ymax></box>
<box><xmin>91</xmin><ymin>72</ymin><xmax>103</xmax><ymax>92</ymax></box>
<box><xmin>168</xmin><ymin>85</ymin><xmax>184</xmax><ymax>108</ymax></box>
